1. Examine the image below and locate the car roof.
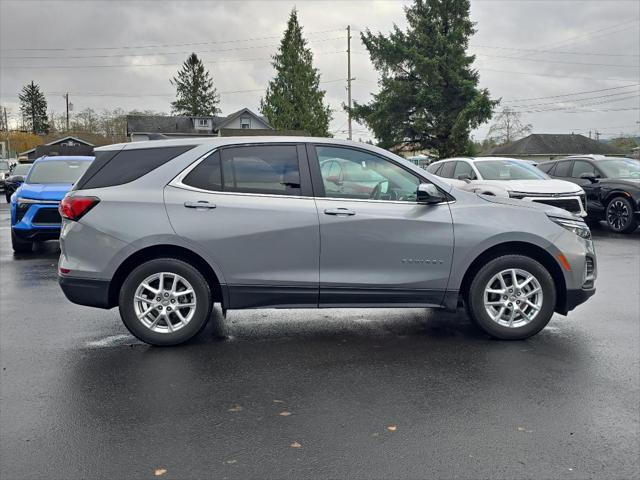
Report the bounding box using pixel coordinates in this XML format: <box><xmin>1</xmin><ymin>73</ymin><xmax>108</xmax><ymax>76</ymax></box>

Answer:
<box><xmin>33</xmin><ymin>155</ymin><xmax>95</xmax><ymax>162</ymax></box>
<box><xmin>431</xmin><ymin>156</ymin><xmax>528</xmax><ymax>164</ymax></box>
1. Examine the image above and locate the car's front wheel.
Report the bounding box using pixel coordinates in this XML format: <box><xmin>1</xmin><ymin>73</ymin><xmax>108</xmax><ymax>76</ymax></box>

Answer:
<box><xmin>606</xmin><ymin>196</ymin><xmax>638</xmax><ymax>233</ymax></box>
<box><xmin>467</xmin><ymin>255</ymin><xmax>556</xmax><ymax>340</ymax></box>
<box><xmin>119</xmin><ymin>258</ymin><xmax>212</xmax><ymax>346</ymax></box>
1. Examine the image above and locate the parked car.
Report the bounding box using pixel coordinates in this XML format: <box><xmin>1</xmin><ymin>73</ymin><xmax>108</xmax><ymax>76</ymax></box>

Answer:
<box><xmin>426</xmin><ymin>157</ymin><xmax>587</xmax><ymax>217</ymax></box>
<box><xmin>0</xmin><ymin>159</ymin><xmax>12</xmax><ymax>194</ymax></box>
<box><xmin>11</xmin><ymin>156</ymin><xmax>93</xmax><ymax>253</ymax></box>
<box><xmin>58</xmin><ymin>138</ymin><xmax>596</xmax><ymax>346</ymax></box>
<box><xmin>537</xmin><ymin>155</ymin><xmax>640</xmax><ymax>233</ymax></box>
<box><xmin>4</xmin><ymin>163</ymin><xmax>32</xmax><ymax>202</ymax></box>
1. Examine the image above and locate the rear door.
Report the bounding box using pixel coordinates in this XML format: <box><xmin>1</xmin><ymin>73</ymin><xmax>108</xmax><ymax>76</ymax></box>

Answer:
<box><xmin>309</xmin><ymin>144</ymin><xmax>454</xmax><ymax>307</ymax></box>
<box><xmin>165</xmin><ymin>143</ymin><xmax>320</xmax><ymax>308</ymax></box>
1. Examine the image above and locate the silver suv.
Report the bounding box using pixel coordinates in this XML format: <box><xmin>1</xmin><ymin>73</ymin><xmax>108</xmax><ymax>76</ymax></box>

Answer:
<box><xmin>58</xmin><ymin>137</ymin><xmax>597</xmax><ymax>346</ymax></box>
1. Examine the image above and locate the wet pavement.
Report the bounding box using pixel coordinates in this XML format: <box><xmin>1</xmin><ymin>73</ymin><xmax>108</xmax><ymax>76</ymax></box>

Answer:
<box><xmin>0</xmin><ymin>201</ymin><xmax>638</xmax><ymax>479</ymax></box>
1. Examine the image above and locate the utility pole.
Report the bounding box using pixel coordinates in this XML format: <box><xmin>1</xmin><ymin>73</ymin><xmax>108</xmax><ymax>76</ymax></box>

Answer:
<box><xmin>3</xmin><ymin>107</ymin><xmax>11</xmax><ymax>159</ymax></box>
<box><xmin>347</xmin><ymin>25</ymin><xmax>352</xmax><ymax>141</ymax></box>
<box><xmin>595</xmin><ymin>131</ymin><xmax>601</xmax><ymax>141</ymax></box>
<box><xmin>65</xmin><ymin>93</ymin><xmax>69</xmax><ymax>131</ymax></box>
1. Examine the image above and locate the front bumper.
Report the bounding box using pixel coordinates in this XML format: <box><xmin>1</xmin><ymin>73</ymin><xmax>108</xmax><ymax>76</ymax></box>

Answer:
<box><xmin>13</xmin><ymin>227</ymin><xmax>61</xmax><ymax>242</ymax></box>
<box><xmin>59</xmin><ymin>275</ymin><xmax>111</xmax><ymax>309</ymax></box>
<box><xmin>563</xmin><ymin>287</ymin><xmax>596</xmax><ymax>313</ymax></box>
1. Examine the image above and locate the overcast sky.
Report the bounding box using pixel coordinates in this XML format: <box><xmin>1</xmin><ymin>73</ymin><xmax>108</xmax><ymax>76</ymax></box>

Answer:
<box><xmin>1</xmin><ymin>0</ymin><xmax>639</xmax><ymax>142</ymax></box>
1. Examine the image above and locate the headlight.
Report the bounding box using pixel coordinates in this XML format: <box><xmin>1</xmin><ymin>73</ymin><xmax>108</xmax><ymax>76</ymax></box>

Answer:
<box><xmin>548</xmin><ymin>215</ymin><xmax>591</xmax><ymax>239</ymax></box>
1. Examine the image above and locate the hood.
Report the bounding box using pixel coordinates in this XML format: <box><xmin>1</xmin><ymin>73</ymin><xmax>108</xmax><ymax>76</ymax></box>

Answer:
<box><xmin>479</xmin><ymin>194</ymin><xmax>579</xmax><ymax>220</ymax></box>
<box><xmin>17</xmin><ymin>182</ymin><xmax>73</xmax><ymax>201</ymax></box>
<box><xmin>486</xmin><ymin>179</ymin><xmax>583</xmax><ymax>194</ymax></box>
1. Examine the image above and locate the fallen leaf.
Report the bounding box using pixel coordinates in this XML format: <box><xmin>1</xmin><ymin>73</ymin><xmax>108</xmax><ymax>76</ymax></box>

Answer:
<box><xmin>517</xmin><ymin>426</ymin><xmax>532</xmax><ymax>433</ymax></box>
<box><xmin>290</xmin><ymin>441</ymin><xmax>302</xmax><ymax>448</ymax></box>
<box><xmin>154</xmin><ymin>468</ymin><xmax>167</xmax><ymax>476</ymax></box>
<box><xmin>387</xmin><ymin>425</ymin><xmax>397</xmax><ymax>432</ymax></box>
<box><xmin>225</xmin><ymin>459</ymin><xmax>237</xmax><ymax>464</ymax></box>
<box><xmin>228</xmin><ymin>404</ymin><xmax>243</xmax><ymax>412</ymax></box>
<box><xmin>273</xmin><ymin>399</ymin><xmax>285</xmax><ymax>403</ymax></box>
<box><xmin>279</xmin><ymin>411</ymin><xmax>292</xmax><ymax>416</ymax></box>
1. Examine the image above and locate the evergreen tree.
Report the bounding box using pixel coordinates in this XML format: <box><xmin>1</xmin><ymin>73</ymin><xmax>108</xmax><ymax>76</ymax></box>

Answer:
<box><xmin>19</xmin><ymin>81</ymin><xmax>49</xmax><ymax>134</ymax></box>
<box><xmin>351</xmin><ymin>0</ymin><xmax>497</xmax><ymax>158</ymax></box>
<box><xmin>260</xmin><ymin>8</ymin><xmax>332</xmax><ymax>136</ymax></box>
<box><xmin>170</xmin><ymin>53</ymin><xmax>220</xmax><ymax>116</ymax></box>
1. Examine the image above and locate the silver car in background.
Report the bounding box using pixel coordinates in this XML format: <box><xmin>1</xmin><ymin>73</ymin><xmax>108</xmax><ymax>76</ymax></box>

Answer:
<box><xmin>58</xmin><ymin>137</ymin><xmax>596</xmax><ymax>346</ymax></box>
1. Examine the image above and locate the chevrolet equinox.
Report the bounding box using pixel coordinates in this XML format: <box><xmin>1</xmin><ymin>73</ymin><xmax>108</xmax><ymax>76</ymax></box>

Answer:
<box><xmin>58</xmin><ymin>137</ymin><xmax>597</xmax><ymax>345</ymax></box>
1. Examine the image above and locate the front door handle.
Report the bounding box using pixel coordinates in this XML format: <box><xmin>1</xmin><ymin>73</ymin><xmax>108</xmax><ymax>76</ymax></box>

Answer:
<box><xmin>184</xmin><ymin>200</ymin><xmax>216</xmax><ymax>209</ymax></box>
<box><xmin>324</xmin><ymin>207</ymin><xmax>356</xmax><ymax>216</ymax></box>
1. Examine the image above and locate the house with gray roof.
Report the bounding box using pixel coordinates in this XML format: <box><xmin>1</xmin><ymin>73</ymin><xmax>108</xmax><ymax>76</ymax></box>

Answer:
<box><xmin>126</xmin><ymin>108</ymin><xmax>275</xmax><ymax>142</ymax></box>
<box><xmin>483</xmin><ymin>133</ymin><xmax>623</xmax><ymax>161</ymax></box>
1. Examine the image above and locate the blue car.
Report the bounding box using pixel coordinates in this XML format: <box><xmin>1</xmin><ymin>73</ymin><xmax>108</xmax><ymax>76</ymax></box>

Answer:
<box><xmin>11</xmin><ymin>155</ymin><xmax>94</xmax><ymax>253</ymax></box>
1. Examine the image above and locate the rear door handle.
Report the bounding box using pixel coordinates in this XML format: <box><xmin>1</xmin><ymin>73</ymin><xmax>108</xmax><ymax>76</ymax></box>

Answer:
<box><xmin>184</xmin><ymin>201</ymin><xmax>216</xmax><ymax>209</ymax></box>
<box><xmin>324</xmin><ymin>208</ymin><xmax>356</xmax><ymax>216</ymax></box>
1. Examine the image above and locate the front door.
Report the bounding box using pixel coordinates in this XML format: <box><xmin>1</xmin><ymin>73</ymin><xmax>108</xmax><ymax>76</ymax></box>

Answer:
<box><xmin>309</xmin><ymin>145</ymin><xmax>454</xmax><ymax>307</ymax></box>
<box><xmin>165</xmin><ymin>144</ymin><xmax>320</xmax><ymax>308</ymax></box>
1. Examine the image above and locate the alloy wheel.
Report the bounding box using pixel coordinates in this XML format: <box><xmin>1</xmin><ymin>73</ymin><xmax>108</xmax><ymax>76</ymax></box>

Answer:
<box><xmin>483</xmin><ymin>268</ymin><xmax>543</xmax><ymax>328</ymax></box>
<box><xmin>133</xmin><ymin>272</ymin><xmax>197</xmax><ymax>333</ymax></box>
<box><xmin>606</xmin><ymin>200</ymin><xmax>630</xmax><ymax>232</ymax></box>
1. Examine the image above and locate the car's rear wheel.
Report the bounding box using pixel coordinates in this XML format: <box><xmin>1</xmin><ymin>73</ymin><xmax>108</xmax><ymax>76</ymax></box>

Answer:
<box><xmin>119</xmin><ymin>258</ymin><xmax>212</xmax><ymax>346</ymax></box>
<box><xmin>11</xmin><ymin>229</ymin><xmax>33</xmax><ymax>253</ymax></box>
<box><xmin>467</xmin><ymin>255</ymin><xmax>556</xmax><ymax>340</ymax></box>
<box><xmin>606</xmin><ymin>196</ymin><xmax>637</xmax><ymax>233</ymax></box>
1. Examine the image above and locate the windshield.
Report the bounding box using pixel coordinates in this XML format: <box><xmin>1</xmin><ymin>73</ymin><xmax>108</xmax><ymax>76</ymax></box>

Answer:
<box><xmin>475</xmin><ymin>160</ymin><xmax>549</xmax><ymax>180</ymax></box>
<box><xmin>597</xmin><ymin>158</ymin><xmax>640</xmax><ymax>179</ymax></box>
<box><xmin>27</xmin><ymin>160</ymin><xmax>92</xmax><ymax>184</ymax></box>
<box><xmin>12</xmin><ymin>164</ymin><xmax>31</xmax><ymax>175</ymax></box>
<box><xmin>0</xmin><ymin>160</ymin><xmax>9</xmax><ymax>171</ymax></box>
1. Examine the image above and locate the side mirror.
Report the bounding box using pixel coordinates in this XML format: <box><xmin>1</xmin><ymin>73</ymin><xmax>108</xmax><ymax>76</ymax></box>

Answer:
<box><xmin>579</xmin><ymin>172</ymin><xmax>598</xmax><ymax>183</ymax></box>
<box><xmin>417</xmin><ymin>183</ymin><xmax>445</xmax><ymax>204</ymax></box>
<box><xmin>457</xmin><ymin>174</ymin><xmax>472</xmax><ymax>183</ymax></box>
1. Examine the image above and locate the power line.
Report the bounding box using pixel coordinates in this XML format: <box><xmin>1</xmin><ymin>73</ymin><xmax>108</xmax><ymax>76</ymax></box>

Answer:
<box><xmin>0</xmin><ymin>78</ymin><xmax>349</xmax><ymax>99</ymax></box>
<box><xmin>0</xmin><ymin>29</ymin><xmax>345</xmax><ymax>52</ymax></box>
<box><xmin>0</xmin><ymin>50</ymin><xmax>347</xmax><ymax>69</ymax></box>
<box><xmin>506</xmin><ymin>90</ymin><xmax>640</xmax><ymax>109</ymax></box>
<box><xmin>470</xmin><ymin>44</ymin><xmax>640</xmax><ymax>57</ymax></box>
<box><xmin>0</xmin><ymin>36</ymin><xmax>345</xmax><ymax>60</ymax></box>
<box><xmin>475</xmin><ymin>53</ymin><xmax>639</xmax><ymax>68</ymax></box>
<box><xmin>502</xmin><ymin>83</ymin><xmax>640</xmax><ymax>102</ymax></box>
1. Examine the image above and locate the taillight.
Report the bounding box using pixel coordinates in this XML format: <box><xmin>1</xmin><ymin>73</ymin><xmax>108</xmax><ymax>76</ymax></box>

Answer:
<box><xmin>59</xmin><ymin>196</ymin><xmax>100</xmax><ymax>221</ymax></box>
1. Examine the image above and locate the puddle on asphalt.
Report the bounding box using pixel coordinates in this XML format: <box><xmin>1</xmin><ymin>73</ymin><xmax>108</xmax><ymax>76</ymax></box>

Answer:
<box><xmin>85</xmin><ymin>334</ymin><xmax>142</xmax><ymax>348</ymax></box>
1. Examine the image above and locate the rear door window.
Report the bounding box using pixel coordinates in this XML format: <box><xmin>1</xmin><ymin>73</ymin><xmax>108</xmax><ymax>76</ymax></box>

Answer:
<box><xmin>182</xmin><ymin>145</ymin><xmax>302</xmax><ymax>196</ymax></box>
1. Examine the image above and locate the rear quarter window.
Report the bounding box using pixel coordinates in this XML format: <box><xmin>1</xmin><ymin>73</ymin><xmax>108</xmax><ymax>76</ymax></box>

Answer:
<box><xmin>76</xmin><ymin>145</ymin><xmax>195</xmax><ymax>190</ymax></box>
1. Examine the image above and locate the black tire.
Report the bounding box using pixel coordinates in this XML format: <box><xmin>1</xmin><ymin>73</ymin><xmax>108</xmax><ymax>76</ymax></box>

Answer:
<box><xmin>467</xmin><ymin>255</ymin><xmax>556</xmax><ymax>340</ymax></box>
<box><xmin>119</xmin><ymin>258</ymin><xmax>212</xmax><ymax>346</ymax></box>
<box><xmin>11</xmin><ymin>229</ymin><xmax>33</xmax><ymax>253</ymax></box>
<box><xmin>605</xmin><ymin>196</ymin><xmax>638</xmax><ymax>234</ymax></box>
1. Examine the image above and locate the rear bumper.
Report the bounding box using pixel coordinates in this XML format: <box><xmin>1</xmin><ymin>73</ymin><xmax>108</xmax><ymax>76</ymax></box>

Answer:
<box><xmin>59</xmin><ymin>275</ymin><xmax>111</xmax><ymax>309</ymax></box>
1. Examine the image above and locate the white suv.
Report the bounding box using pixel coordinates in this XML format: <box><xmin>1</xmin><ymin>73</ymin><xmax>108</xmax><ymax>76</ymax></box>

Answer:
<box><xmin>427</xmin><ymin>157</ymin><xmax>587</xmax><ymax>217</ymax></box>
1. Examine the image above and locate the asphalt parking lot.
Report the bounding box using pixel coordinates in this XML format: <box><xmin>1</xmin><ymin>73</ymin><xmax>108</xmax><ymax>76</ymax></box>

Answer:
<box><xmin>0</xmin><ymin>201</ymin><xmax>638</xmax><ymax>480</ymax></box>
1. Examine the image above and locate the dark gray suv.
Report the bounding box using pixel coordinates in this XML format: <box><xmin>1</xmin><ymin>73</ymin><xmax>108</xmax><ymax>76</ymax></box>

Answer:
<box><xmin>58</xmin><ymin>137</ymin><xmax>596</xmax><ymax>345</ymax></box>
